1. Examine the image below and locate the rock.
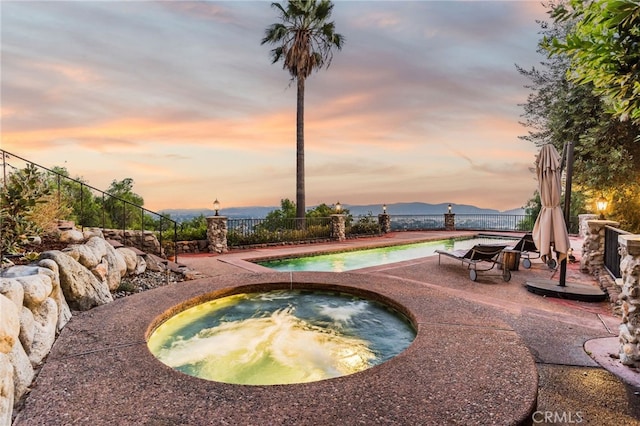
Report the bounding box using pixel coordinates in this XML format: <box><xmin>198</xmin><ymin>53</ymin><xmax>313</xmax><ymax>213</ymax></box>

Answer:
<box><xmin>0</xmin><ymin>353</ymin><xmax>14</xmax><ymax>426</ymax></box>
<box><xmin>59</xmin><ymin>229</ymin><xmax>85</xmax><ymax>244</ymax></box>
<box><xmin>118</xmin><ymin>247</ymin><xmax>138</xmax><ymax>275</ymax></box>
<box><xmin>18</xmin><ymin>307</ymin><xmax>35</xmax><ymax>357</ymax></box>
<box><xmin>135</xmin><ymin>255</ymin><xmax>147</xmax><ymax>275</ymax></box>
<box><xmin>85</xmin><ymin>237</ymin><xmax>124</xmax><ymax>290</ymax></box>
<box><xmin>15</xmin><ymin>274</ymin><xmax>52</xmax><ymax>310</ymax></box>
<box><xmin>63</xmin><ymin>244</ymin><xmax>101</xmax><ymax>269</ymax></box>
<box><xmin>27</xmin><ymin>235</ymin><xmax>42</xmax><ymax>245</ymax></box>
<box><xmin>0</xmin><ymin>277</ymin><xmax>25</xmax><ymax>308</ymax></box>
<box><xmin>0</xmin><ymin>294</ymin><xmax>20</xmax><ymax>354</ymax></box>
<box><xmin>39</xmin><ymin>251</ymin><xmax>113</xmax><ymax>311</ymax></box>
<box><xmin>7</xmin><ymin>340</ymin><xmax>34</xmax><ymax>401</ymax></box>
<box><xmin>26</xmin><ymin>298</ymin><xmax>58</xmax><ymax>366</ymax></box>
<box><xmin>37</xmin><ymin>259</ymin><xmax>72</xmax><ymax>331</ymax></box>
<box><xmin>83</xmin><ymin>228</ymin><xmax>104</xmax><ymax>239</ymax></box>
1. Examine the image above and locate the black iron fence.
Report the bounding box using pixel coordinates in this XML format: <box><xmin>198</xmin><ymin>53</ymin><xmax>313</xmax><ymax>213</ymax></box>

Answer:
<box><xmin>389</xmin><ymin>214</ymin><xmax>538</xmax><ymax>232</ymax></box>
<box><xmin>1</xmin><ymin>149</ymin><xmax>177</xmax><ymax>260</ymax></box>
<box><xmin>604</xmin><ymin>225</ymin><xmax>630</xmax><ymax>279</ymax></box>
<box><xmin>227</xmin><ymin>214</ymin><xmax>544</xmax><ymax>247</ymax></box>
<box><xmin>227</xmin><ymin>217</ymin><xmax>333</xmax><ymax>246</ymax></box>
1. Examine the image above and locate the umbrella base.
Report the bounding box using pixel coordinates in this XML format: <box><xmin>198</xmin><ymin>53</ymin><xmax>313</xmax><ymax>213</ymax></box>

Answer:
<box><xmin>525</xmin><ymin>279</ymin><xmax>607</xmax><ymax>302</ymax></box>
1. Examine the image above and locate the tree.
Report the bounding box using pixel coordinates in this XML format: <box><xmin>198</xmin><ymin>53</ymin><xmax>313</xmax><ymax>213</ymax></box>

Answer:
<box><xmin>546</xmin><ymin>0</ymin><xmax>640</xmax><ymax>123</ymax></box>
<box><xmin>103</xmin><ymin>178</ymin><xmax>145</xmax><ymax>229</ymax></box>
<box><xmin>518</xmin><ymin>4</ymin><xmax>640</xmax><ymax>232</ymax></box>
<box><xmin>262</xmin><ymin>0</ymin><xmax>344</xmax><ymax>220</ymax></box>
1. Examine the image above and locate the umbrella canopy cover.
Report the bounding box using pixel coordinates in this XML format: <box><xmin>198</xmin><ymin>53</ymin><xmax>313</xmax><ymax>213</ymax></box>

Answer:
<box><xmin>532</xmin><ymin>144</ymin><xmax>570</xmax><ymax>263</ymax></box>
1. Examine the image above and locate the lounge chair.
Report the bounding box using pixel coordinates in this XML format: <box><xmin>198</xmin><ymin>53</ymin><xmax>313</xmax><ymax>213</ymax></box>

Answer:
<box><xmin>436</xmin><ymin>244</ymin><xmax>510</xmax><ymax>282</ymax></box>
<box><xmin>511</xmin><ymin>233</ymin><xmax>556</xmax><ymax>269</ymax></box>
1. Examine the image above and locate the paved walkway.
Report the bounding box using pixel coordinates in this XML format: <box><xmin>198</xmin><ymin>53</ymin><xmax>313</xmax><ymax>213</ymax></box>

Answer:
<box><xmin>14</xmin><ymin>231</ymin><xmax>640</xmax><ymax>425</ymax></box>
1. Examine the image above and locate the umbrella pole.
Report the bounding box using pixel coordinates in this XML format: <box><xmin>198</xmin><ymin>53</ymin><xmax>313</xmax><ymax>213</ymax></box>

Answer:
<box><xmin>559</xmin><ymin>141</ymin><xmax>574</xmax><ymax>287</ymax></box>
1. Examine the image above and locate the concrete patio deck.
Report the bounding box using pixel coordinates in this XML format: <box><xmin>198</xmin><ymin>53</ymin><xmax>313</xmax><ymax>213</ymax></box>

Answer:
<box><xmin>13</xmin><ymin>231</ymin><xmax>640</xmax><ymax>425</ymax></box>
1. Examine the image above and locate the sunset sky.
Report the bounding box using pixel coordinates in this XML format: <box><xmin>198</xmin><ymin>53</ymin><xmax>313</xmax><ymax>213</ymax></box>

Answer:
<box><xmin>1</xmin><ymin>0</ymin><xmax>549</xmax><ymax>212</ymax></box>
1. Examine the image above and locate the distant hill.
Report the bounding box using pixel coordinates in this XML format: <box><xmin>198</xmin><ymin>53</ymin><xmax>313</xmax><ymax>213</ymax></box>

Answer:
<box><xmin>161</xmin><ymin>202</ymin><xmax>526</xmax><ymax>222</ymax></box>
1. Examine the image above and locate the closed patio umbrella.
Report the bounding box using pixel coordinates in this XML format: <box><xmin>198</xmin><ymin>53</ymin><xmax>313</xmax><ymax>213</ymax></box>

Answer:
<box><xmin>526</xmin><ymin>142</ymin><xmax>605</xmax><ymax>301</ymax></box>
<box><xmin>532</xmin><ymin>144</ymin><xmax>570</xmax><ymax>266</ymax></box>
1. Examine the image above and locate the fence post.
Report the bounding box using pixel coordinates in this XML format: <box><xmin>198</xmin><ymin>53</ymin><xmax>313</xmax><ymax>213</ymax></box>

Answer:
<box><xmin>618</xmin><ymin>235</ymin><xmax>640</xmax><ymax>368</ymax></box>
<box><xmin>330</xmin><ymin>214</ymin><xmax>346</xmax><ymax>241</ymax></box>
<box><xmin>378</xmin><ymin>213</ymin><xmax>391</xmax><ymax>233</ymax></box>
<box><xmin>207</xmin><ymin>216</ymin><xmax>228</xmax><ymax>254</ymax></box>
<box><xmin>444</xmin><ymin>213</ymin><xmax>455</xmax><ymax>231</ymax></box>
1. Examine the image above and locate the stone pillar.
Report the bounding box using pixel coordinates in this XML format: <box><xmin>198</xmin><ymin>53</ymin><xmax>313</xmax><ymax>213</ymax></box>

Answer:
<box><xmin>580</xmin><ymin>219</ymin><xmax>619</xmax><ymax>274</ymax></box>
<box><xmin>444</xmin><ymin>213</ymin><xmax>455</xmax><ymax>231</ymax></box>
<box><xmin>618</xmin><ymin>235</ymin><xmax>640</xmax><ymax>367</ymax></box>
<box><xmin>578</xmin><ymin>214</ymin><xmax>597</xmax><ymax>238</ymax></box>
<box><xmin>330</xmin><ymin>214</ymin><xmax>346</xmax><ymax>241</ymax></box>
<box><xmin>378</xmin><ymin>214</ymin><xmax>391</xmax><ymax>234</ymax></box>
<box><xmin>206</xmin><ymin>216</ymin><xmax>228</xmax><ymax>254</ymax></box>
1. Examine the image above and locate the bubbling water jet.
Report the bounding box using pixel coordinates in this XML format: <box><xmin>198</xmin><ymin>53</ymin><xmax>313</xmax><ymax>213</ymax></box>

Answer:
<box><xmin>148</xmin><ymin>289</ymin><xmax>415</xmax><ymax>385</ymax></box>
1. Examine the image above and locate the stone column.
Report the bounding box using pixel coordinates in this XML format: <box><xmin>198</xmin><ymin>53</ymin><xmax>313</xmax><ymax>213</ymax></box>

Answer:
<box><xmin>618</xmin><ymin>235</ymin><xmax>640</xmax><ymax>367</ymax></box>
<box><xmin>578</xmin><ymin>214</ymin><xmax>598</xmax><ymax>238</ymax></box>
<box><xmin>206</xmin><ymin>216</ymin><xmax>228</xmax><ymax>254</ymax></box>
<box><xmin>580</xmin><ymin>219</ymin><xmax>619</xmax><ymax>274</ymax></box>
<box><xmin>330</xmin><ymin>214</ymin><xmax>346</xmax><ymax>241</ymax></box>
<box><xmin>444</xmin><ymin>213</ymin><xmax>455</xmax><ymax>231</ymax></box>
<box><xmin>378</xmin><ymin>214</ymin><xmax>391</xmax><ymax>234</ymax></box>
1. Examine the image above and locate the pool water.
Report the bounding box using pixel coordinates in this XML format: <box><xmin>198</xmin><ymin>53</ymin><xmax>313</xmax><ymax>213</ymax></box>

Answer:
<box><xmin>258</xmin><ymin>236</ymin><xmax>518</xmax><ymax>272</ymax></box>
<box><xmin>147</xmin><ymin>290</ymin><xmax>416</xmax><ymax>385</ymax></box>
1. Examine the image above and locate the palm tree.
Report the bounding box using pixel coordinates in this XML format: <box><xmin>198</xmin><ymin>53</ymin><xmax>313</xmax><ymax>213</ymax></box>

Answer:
<box><xmin>261</xmin><ymin>0</ymin><xmax>344</xmax><ymax>220</ymax></box>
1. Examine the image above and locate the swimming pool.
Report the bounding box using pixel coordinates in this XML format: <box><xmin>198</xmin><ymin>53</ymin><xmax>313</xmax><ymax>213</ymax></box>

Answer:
<box><xmin>257</xmin><ymin>235</ymin><xmax>519</xmax><ymax>272</ymax></box>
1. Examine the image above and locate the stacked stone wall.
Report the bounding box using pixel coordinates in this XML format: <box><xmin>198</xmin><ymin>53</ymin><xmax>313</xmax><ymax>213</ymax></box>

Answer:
<box><xmin>100</xmin><ymin>228</ymin><xmax>161</xmax><ymax>256</ymax></box>
<box><xmin>618</xmin><ymin>236</ymin><xmax>640</xmax><ymax>368</ymax></box>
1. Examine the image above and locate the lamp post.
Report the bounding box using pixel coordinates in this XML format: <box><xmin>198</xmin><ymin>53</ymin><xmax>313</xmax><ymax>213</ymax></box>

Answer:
<box><xmin>448</xmin><ymin>204</ymin><xmax>452</xmax><ymax>214</ymax></box>
<box><xmin>596</xmin><ymin>196</ymin><xmax>608</xmax><ymax>220</ymax></box>
<box><xmin>382</xmin><ymin>204</ymin><xmax>387</xmax><ymax>214</ymax></box>
<box><xmin>335</xmin><ymin>201</ymin><xmax>341</xmax><ymax>213</ymax></box>
<box><xmin>213</xmin><ymin>198</ymin><xmax>220</xmax><ymax>216</ymax></box>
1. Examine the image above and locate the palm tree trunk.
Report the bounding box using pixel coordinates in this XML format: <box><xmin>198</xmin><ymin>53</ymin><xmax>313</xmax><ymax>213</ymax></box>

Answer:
<box><xmin>296</xmin><ymin>76</ymin><xmax>306</xmax><ymax>222</ymax></box>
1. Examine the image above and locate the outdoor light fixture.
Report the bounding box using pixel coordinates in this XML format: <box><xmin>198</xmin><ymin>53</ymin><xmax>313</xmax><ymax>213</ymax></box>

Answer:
<box><xmin>213</xmin><ymin>198</ymin><xmax>220</xmax><ymax>216</ymax></box>
<box><xmin>448</xmin><ymin>204</ymin><xmax>452</xmax><ymax>214</ymax></box>
<box><xmin>596</xmin><ymin>196</ymin><xmax>608</xmax><ymax>220</ymax></box>
<box><xmin>383</xmin><ymin>204</ymin><xmax>387</xmax><ymax>214</ymax></box>
<box><xmin>335</xmin><ymin>201</ymin><xmax>342</xmax><ymax>213</ymax></box>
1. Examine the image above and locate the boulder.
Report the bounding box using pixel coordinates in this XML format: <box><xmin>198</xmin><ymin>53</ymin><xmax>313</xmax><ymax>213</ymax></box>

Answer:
<box><xmin>0</xmin><ymin>353</ymin><xmax>14</xmax><ymax>426</ymax></box>
<box><xmin>0</xmin><ymin>277</ymin><xmax>24</xmax><ymax>308</ymax></box>
<box><xmin>0</xmin><ymin>294</ymin><xmax>20</xmax><ymax>354</ymax></box>
<box><xmin>26</xmin><ymin>298</ymin><xmax>58</xmax><ymax>366</ymax></box>
<box><xmin>37</xmin><ymin>259</ymin><xmax>72</xmax><ymax>331</ymax></box>
<box><xmin>15</xmin><ymin>274</ymin><xmax>52</xmax><ymax>310</ymax></box>
<box><xmin>59</xmin><ymin>229</ymin><xmax>85</xmax><ymax>244</ymax></box>
<box><xmin>3</xmin><ymin>264</ymin><xmax>71</xmax><ymax>332</ymax></box>
<box><xmin>18</xmin><ymin>307</ymin><xmax>35</xmax><ymax>357</ymax></box>
<box><xmin>117</xmin><ymin>247</ymin><xmax>138</xmax><ymax>274</ymax></box>
<box><xmin>7</xmin><ymin>340</ymin><xmax>34</xmax><ymax>401</ymax></box>
<box><xmin>39</xmin><ymin>251</ymin><xmax>113</xmax><ymax>311</ymax></box>
<box><xmin>83</xmin><ymin>228</ymin><xmax>104</xmax><ymax>239</ymax></box>
<box><xmin>63</xmin><ymin>244</ymin><xmax>101</xmax><ymax>269</ymax></box>
<box><xmin>135</xmin><ymin>255</ymin><xmax>147</xmax><ymax>275</ymax></box>
<box><xmin>85</xmin><ymin>237</ymin><xmax>124</xmax><ymax>290</ymax></box>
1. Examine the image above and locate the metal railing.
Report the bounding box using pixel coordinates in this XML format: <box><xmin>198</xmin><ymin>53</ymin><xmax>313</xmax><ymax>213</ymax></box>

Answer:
<box><xmin>1</xmin><ymin>149</ymin><xmax>178</xmax><ymax>260</ymax></box>
<box><xmin>227</xmin><ymin>217</ymin><xmax>332</xmax><ymax>246</ymax></box>
<box><xmin>604</xmin><ymin>225</ymin><xmax>630</xmax><ymax>279</ymax></box>
<box><xmin>388</xmin><ymin>214</ymin><xmax>538</xmax><ymax>232</ymax></box>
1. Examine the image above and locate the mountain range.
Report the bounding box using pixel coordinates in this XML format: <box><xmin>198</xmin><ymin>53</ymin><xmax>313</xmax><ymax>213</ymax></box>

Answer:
<box><xmin>161</xmin><ymin>202</ymin><xmax>526</xmax><ymax>222</ymax></box>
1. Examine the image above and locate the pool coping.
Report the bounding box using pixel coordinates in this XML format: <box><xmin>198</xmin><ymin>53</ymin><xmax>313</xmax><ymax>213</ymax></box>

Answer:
<box><xmin>15</xmin><ymin>271</ymin><xmax>538</xmax><ymax>425</ymax></box>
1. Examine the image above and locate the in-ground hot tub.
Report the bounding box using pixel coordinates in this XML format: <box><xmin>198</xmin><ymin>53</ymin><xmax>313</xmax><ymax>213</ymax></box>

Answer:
<box><xmin>147</xmin><ymin>288</ymin><xmax>416</xmax><ymax>385</ymax></box>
